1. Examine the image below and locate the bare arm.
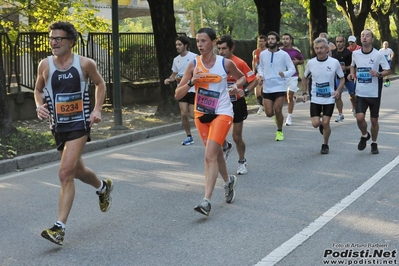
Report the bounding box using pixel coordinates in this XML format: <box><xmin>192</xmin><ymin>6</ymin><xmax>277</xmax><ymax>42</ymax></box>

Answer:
<box><xmin>175</xmin><ymin>61</ymin><xmax>195</xmax><ymax>100</ymax></box>
<box><xmin>34</xmin><ymin>59</ymin><xmax>50</xmax><ymax>120</ymax></box>
<box><xmin>164</xmin><ymin>72</ymin><xmax>178</xmax><ymax>85</ymax></box>
<box><xmin>81</xmin><ymin>57</ymin><xmax>106</xmax><ymax>127</ymax></box>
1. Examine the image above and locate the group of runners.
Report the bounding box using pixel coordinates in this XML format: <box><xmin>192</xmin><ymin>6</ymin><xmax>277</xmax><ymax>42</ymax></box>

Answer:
<box><xmin>33</xmin><ymin>20</ymin><xmax>394</xmax><ymax>246</ymax></box>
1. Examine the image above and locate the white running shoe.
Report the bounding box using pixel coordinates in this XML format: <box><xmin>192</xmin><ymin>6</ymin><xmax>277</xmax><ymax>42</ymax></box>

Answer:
<box><xmin>285</xmin><ymin>116</ymin><xmax>292</xmax><ymax>126</ymax></box>
<box><xmin>335</xmin><ymin>114</ymin><xmax>344</xmax><ymax>123</ymax></box>
<box><xmin>257</xmin><ymin>106</ymin><xmax>264</xmax><ymax>115</ymax></box>
<box><xmin>237</xmin><ymin>161</ymin><xmax>248</xmax><ymax>175</ymax></box>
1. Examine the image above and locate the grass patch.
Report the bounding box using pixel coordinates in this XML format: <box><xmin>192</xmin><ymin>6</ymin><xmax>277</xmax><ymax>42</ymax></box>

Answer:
<box><xmin>0</xmin><ymin>127</ymin><xmax>55</xmax><ymax>160</ymax></box>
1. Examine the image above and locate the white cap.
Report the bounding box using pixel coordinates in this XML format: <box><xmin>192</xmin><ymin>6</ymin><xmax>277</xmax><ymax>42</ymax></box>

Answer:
<box><xmin>348</xmin><ymin>36</ymin><xmax>356</xmax><ymax>42</ymax></box>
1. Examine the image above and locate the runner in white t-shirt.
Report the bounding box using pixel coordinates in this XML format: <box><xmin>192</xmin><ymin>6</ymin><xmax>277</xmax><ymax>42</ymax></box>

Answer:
<box><xmin>257</xmin><ymin>31</ymin><xmax>296</xmax><ymax>141</ymax></box>
<box><xmin>164</xmin><ymin>36</ymin><xmax>197</xmax><ymax>145</ymax></box>
<box><xmin>348</xmin><ymin>29</ymin><xmax>391</xmax><ymax>154</ymax></box>
<box><xmin>301</xmin><ymin>37</ymin><xmax>345</xmax><ymax>154</ymax></box>
<box><xmin>379</xmin><ymin>41</ymin><xmax>394</xmax><ymax>87</ymax></box>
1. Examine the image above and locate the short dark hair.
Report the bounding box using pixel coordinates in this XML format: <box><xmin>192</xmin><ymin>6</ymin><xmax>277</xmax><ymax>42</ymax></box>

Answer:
<box><xmin>48</xmin><ymin>21</ymin><xmax>78</xmax><ymax>47</ymax></box>
<box><xmin>267</xmin><ymin>31</ymin><xmax>280</xmax><ymax>42</ymax></box>
<box><xmin>259</xmin><ymin>35</ymin><xmax>267</xmax><ymax>41</ymax></box>
<box><xmin>216</xmin><ymin>34</ymin><xmax>235</xmax><ymax>49</ymax></box>
<box><xmin>197</xmin><ymin>28</ymin><xmax>217</xmax><ymax>41</ymax></box>
<box><xmin>176</xmin><ymin>35</ymin><xmax>190</xmax><ymax>49</ymax></box>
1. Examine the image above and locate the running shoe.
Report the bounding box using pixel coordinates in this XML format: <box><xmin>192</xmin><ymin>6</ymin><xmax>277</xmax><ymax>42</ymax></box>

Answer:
<box><xmin>319</xmin><ymin>124</ymin><xmax>324</xmax><ymax>135</ymax></box>
<box><xmin>335</xmin><ymin>114</ymin><xmax>344</xmax><ymax>122</ymax></box>
<box><xmin>237</xmin><ymin>160</ymin><xmax>248</xmax><ymax>175</ymax></box>
<box><xmin>285</xmin><ymin>116</ymin><xmax>292</xmax><ymax>126</ymax></box>
<box><xmin>223</xmin><ymin>141</ymin><xmax>233</xmax><ymax>162</ymax></box>
<box><xmin>273</xmin><ymin>115</ymin><xmax>277</xmax><ymax>125</ymax></box>
<box><xmin>257</xmin><ymin>106</ymin><xmax>264</xmax><ymax>115</ymax></box>
<box><xmin>275</xmin><ymin>131</ymin><xmax>284</xmax><ymax>141</ymax></box>
<box><xmin>224</xmin><ymin>175</ymin><xmax>237</xmax><ymax>203</ymax></box>
<box><xmin>371</xmin><ymin>143</ymin><xmax>379</xmax><ymax>154</ymax></box>
<box><xmin>320</xmin><ymin>144</ymin><xmax>329</xmax><ymax>154</ymax></box>
<box><xmin>384</xmin><ymin>80</ymin><xmax>390</xmax><ymax>87</ymax></box>
<box><xmin>97</xmin><ymin>179</ymin><xmax>114</xmax><ymax>212</ymax></box>
<box><xmin>181</xmin><ymin>136</ymin><xmax>194</xmax><ymax>146</ymax></box>
<box><xmin>351</xmin><ymin>108</ymin><xmax>356</xmax><ymax>117</ymax></box>
<box><xmin>194</xmin><ymin>199</ymin><xmax>211</xmax><ymax>216</ymax></box>
<box><xmin>358</xmin><ymin>132</ymin><xmax>371</xmax><ymax>151</ymax></box>
<box><xmin>41</xmin><ymin>224</ymin><xmax>65</xmax><ymax>245</ymax></box>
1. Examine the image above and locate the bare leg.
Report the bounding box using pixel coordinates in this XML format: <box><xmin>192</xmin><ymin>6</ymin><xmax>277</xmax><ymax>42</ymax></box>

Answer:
<box><xmin>179</xmin><ymin>102</ymin><xmax>191</xmax><ymax>136</ymax></box>
<box><xmin>204</xmin><ymin>140</ymin><xmax>228</xmax><ymax>199</ymax></box>
<box><xmin>232</xmin><ymin>122</ymin><xmax>245</xmax><ymax>160</ymax></box>
<box><xmin>57</xmin><ymin>136</ymin><xmax>102</xmax><ymax>224</ymax></box>
<box><xmin>370</xmin><ymin>117</ymin><xmax>379</xmax><ymax>142</ymax></box>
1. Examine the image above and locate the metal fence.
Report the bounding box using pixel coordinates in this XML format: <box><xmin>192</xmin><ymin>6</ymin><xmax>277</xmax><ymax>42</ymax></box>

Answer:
<box><xmin>0</xmin><ymin>33</ymin><xmax>13</xmax><ymax>92</ymax></box>
<box><xmin>4</xmin><ymin>32</ymin><xmax>159</xmax><ymax>93</ymax></box>
<box><xmin>14</xmin><ymin>32</ymin><xmax>85</xmax><ymax>92</ymax></box>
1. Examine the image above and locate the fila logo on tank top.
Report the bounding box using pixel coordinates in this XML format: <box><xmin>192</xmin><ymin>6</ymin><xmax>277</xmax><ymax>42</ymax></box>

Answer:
<box><xmin>44</xmin><ymin>54</ymin><xmax>91</xmax><ymax>133</ymax></box>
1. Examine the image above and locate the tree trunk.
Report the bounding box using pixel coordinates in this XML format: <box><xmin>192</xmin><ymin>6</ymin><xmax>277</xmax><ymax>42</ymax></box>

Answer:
<box><xmin>253</xmin><ymin>0</ymin><xmax>281</xmax><ymax>36</ymax></box>
<box><xmin>370</xmin><ymin>8</ymin><xmax>392</xmax><ymax>44</ymax></box>
<box><xmin>336</xmin><ymin>0</ymin><xmax>373</xmax><ymax>38</ymax></box>
<box><xmin>147</xmin><ymin>0</ymin><xmax>180</xmax><ymax>116</ymax></box>
<box><xmin>371</xmin><ymin>4</ymin><xmax>395</xmax><ymax>71</ymax></box>
<box><xmin>392</xmin><ymin>0</ymin><xmax>399</xmax><ymax>70</ymax></box>
<box><xmin>0</xmin><ymin>57</ymin><xmax>15</xmax><ymax>136</ymax></box>
<box><xmin>308</xmin><ymin>0</ymin><xmax>327</xmax><ymax>57</ymax></box>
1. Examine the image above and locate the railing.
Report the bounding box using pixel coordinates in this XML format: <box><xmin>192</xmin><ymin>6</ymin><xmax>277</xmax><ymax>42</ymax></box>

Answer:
<box><xmin>14</xmin><ymin>32</ymin><xmax>85</xmax><ymax>92</ymax></box>
<box><xmin>87</xmin><ymin>32</ymin><xmax>159</xmax><ymax>84</ymax></box>
<box><xmin>0</xmin><ymin>33</ymin><xmax>13</xmax><ymax>92</ymax></box>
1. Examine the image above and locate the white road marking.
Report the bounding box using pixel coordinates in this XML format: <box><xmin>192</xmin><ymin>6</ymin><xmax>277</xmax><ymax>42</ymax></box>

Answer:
<box><xmin>255</xmin><ymin>155</ymin><xmax>399</xmax><ymax>266</ymax></box>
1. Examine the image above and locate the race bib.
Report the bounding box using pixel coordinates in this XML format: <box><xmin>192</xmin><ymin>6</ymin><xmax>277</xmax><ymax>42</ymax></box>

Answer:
<box><xmin>315</xmin><ymin>82</ymin><xmax>331</xmax><ymax>98</ymax></box>
<box><xmin>357</xmin><ymin>67</ymin><xmax>372</xmax><ymax>83</ymax></box>
<box><xmin>196</xmin><ymin>88</ymin><xmax>220</xmax><ymax>114</ymax></box>
<box><xmin>55</xmin><ymin>92</ymin><xmax>84</xmax><ymax>123</ymax></box>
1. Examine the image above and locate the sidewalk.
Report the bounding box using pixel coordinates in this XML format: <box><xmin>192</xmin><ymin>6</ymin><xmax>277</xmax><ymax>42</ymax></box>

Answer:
<box><xmin>1</xmin><ymin>73</ymin><xmax>398</xmax><ymax>175</ymax></box>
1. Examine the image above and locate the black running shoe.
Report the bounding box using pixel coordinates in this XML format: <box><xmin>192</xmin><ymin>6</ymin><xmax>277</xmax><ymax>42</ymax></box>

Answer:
<box><xmin>371</xmin><ymin>143</ymin><xmax>379</xmax><ymax>154</ymax></box>
<box><xmin>358</xmin><ymin>132</ymin><xmax>371</xmax><ymax>151</ymax></box>
<box><xmin>320</xmin><ymin>144</ymin><xmax>329</xmax><ymax>154</ymax></box>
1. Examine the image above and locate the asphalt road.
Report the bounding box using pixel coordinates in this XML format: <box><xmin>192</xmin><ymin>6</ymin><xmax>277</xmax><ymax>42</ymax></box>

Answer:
<box><xmin>1</xmin><ymin>81</ymin><xmax>399</xmax><ymax>266</ymax></box>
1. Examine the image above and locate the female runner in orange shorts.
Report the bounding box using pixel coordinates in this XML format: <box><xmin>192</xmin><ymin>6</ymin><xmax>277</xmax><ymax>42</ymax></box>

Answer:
<box><xmin>175</xmin><ymin>28</ymin><xmax>246</xmax><ymax>216</ymax></box>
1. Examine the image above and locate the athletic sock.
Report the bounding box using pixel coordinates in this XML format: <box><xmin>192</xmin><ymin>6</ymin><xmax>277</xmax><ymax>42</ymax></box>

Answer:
<box><xmin>96</xmin><ymin>180</ymin><xmax>106</xmax><ymax>193</ymax></box>
<box><xmin>55</xmin><ymin>221</ymin><xmax>65</xmax><ymax>230</ymax></box>
<box><xmin>238</xmin><ymin>158</ymin><xmax>246</xmax><ymax>164</ymax></box>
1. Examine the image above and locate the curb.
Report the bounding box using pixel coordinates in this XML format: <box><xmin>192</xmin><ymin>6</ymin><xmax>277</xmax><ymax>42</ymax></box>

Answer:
<box><xmin>0</xmin><ymin>122</ymin><xmax>188</xmax><ymax>175</ymax></box>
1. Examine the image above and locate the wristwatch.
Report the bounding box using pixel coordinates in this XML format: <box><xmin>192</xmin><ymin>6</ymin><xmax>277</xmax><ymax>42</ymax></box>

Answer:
<box><xmin>244</xmin><ymin>88</ymin><xmax>249</xmax><ymax>97</ymax></box>
<box><xmin>377</xmin><ymin>72</ymin><xmax>382</xmax><ymax>78</ymax></box>
<box><xmin>187</xmin><ymin>79</ymin><xmax>194</xmax><ymax>87</ymax></box>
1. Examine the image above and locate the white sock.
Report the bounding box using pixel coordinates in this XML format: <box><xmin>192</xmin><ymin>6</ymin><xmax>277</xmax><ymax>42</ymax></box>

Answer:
<box><xmin>362</xmin><ymin>133</ymin><xmax>369</xmax><ymax>138</ymax></box>
<box><xmin>287</xmin><ymin>113</ymin><xmax>292</xmax><ymax>119</ymax></box>
<box><xmin>203</xmin><ymin>198</ymin><xmax>210</xmax><ymax>203</ymax></box>
<box><xmin>96</xmin><ymin>180</ymin><xmax>105</xmax><ymax>193</ymax></box>
<box><xmin>56</xmin><ymin>221</ymin><xmax>66</xmax><ymax>229</ymax></box>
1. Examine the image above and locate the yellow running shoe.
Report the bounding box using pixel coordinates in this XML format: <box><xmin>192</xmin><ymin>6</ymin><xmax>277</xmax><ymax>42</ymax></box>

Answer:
<box><xmin>97</xmin><ymin>179</ymin><xmax>114</xmax><ymax>212</ymax></box>
<box><xmin>41</xmin><ymin>224</ymin><xmax>65</xmax><ymax>245</ymax></box>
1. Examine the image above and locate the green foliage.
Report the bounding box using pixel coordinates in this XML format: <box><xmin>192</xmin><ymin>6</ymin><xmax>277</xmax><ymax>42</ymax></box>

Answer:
<box><xmin>120</xmin><ymin>17</ymin><xmax>153</xmax><ymax>32</ymax></box>
<box><xmin>178</xmin><ymin>0</ymin><xmax>257</xmax><ymax>39</ymax></box>
<box><xmin>0</xmin><ymin>0</ymin><xmax>111</xmax><ymax>35</ymax></box>
<box><xmin>0</xmin><ymin>128</ymin><xmax>55</xmax><ymax>160</ymax></box>
<box><xmin>281</xmin><ymin>0</ymin><xmax>309</xmax><ymax>36</ymax></box>
<box><xmin>119</xmin><ymin>38</ymin><xmax>158</xmax><ymax>81</ymax></box>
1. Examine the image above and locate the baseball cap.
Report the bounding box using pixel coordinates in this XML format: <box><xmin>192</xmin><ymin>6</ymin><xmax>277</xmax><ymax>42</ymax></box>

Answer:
<box><xmin>348</xmin><ymin>36</ymin><xmax>356</xmax><ymax>42</ymax></box>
